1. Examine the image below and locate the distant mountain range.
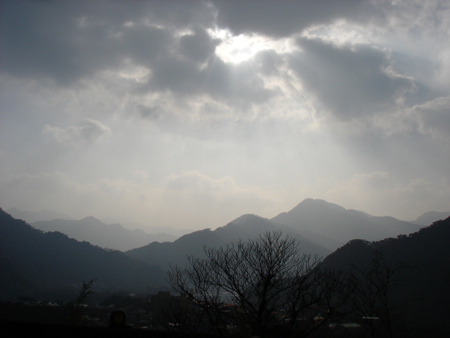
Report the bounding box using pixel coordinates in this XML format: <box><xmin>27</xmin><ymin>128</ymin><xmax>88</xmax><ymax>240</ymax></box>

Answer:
<box><xmin>31</xmin><ymin>217</ymin><xmax>177</xmax><ymax>251</ymax></box>
<box><xmin>6</xmin><ymin>207</ymin><xmax>74</xmax><ymax>223</ymax></box>
<box><xmin>410</xmin><ymin>210</ymin><xmax>450</xmax><ymax>226</ymax></box>
<box><xmin>0</xmin><ymin>208</ymin><xmax>165</xmax><ymax>299</ymax></box>
<box><xmin>126</xmin><ymin>214</ymin><xmax>330</xmax><ymax>270</ymax></box>
<box><xmin>6</xmin><ymin>199</ymin><xmax>448</xmax><ymax>266</ymax></box>
<box><xmin>2</xmin><ymin>199</ymin><xmax>450</xmax><ymax>320</ymax></box>
<box><xmin>7</xmin><ymin>201</ymin><xmax>449</xmax><ymax>255</ymax></box>
<box><xmin>271</xmin><ymin>198</ymin><xmax>425</xmax><ymax>250</ymax></box>
<box><xmin>126</xmin><ymin>198</ymin><xmax>448</xmax><ymax>270</ymax></box>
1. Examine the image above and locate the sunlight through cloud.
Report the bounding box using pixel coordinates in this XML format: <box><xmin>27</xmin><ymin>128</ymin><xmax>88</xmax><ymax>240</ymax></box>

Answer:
<box><xmin>210</xmin><ymin>29</ymin><xmax>296</xmax><ymax>64</ymax></box>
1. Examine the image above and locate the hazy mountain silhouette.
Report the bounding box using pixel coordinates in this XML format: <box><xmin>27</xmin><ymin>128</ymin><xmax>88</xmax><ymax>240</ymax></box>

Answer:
<box><xmin>126</xmin><ymin>213</ymin><xmax>329</xmax><ymax>270</ymax></box>
<box><xmin>216</xmin><ymin>214</ymin><xmax>328</xmax><ymax>255</ymax></box>
<box><xmin>5</xmin><ymin>207</ymin><xmax>74</xmax><ymax>223</ymax></box>
<box><xmin>125</xmin><ymin>199</ymin><xmax>441</xmax><ymax>270</ymax></box>
<box><xmin>101</xmin><ymin>219</ymin><xmax>194</xmax><ymax>238</ymax></box>
<box><xmin>411</xmin><ymin>210</ymin><xmax>450</xmax><ymax>226</ymax></box>
<box><xmin>126</xmin><ymin>228</ymin><xmax>225</xmax><ymax>270</ymax></box>
<box><xmin>322</xmin><ymin>216</ymin><xmax>450</xmax><ymax>323</ymax></box>
<box><xmin>272</xmin><ymin>198</ymin><xmax>423</xmax><ymax>250</ymax></box>
<box><xmin>0</xmin><ymin>209</ymin><xmax>165</xmax><ymax>299</ymax></box>
<box><xmin>31</xmin><ymin>216</ymin><xmax>177</xmax><ymax>251</ymax></box>
<box><xmin>11</xmin><ymin>200</ymin><xmax>445</xmax><ymax>254</ymax></box>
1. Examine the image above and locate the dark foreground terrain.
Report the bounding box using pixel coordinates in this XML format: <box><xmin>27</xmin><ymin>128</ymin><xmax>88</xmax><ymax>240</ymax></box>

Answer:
<box><xmin>2</xmin><ymin>319</ymin><xmax>450</xmax><ymax>338</ymax></box>
<box><xmin>0</xmin><ymin>320</ymin><xmax>224</xmax><ymax>338</ymax></box>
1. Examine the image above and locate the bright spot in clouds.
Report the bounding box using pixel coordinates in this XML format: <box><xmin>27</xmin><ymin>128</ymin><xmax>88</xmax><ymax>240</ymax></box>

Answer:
<box><xmin>211</xmin><ymin>29</ymin><xmax>296</xmax><ymax>64</ymax></box>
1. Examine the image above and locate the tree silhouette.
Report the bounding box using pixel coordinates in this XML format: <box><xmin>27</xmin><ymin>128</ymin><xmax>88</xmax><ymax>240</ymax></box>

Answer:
<box><xmin>67</xmin><ymin>279</ymin><xmax>95</xmax><ymax>325</ymax></box>
<box><xmin>167</xmin><ymin>231</ymin><xmax>344</xmax><ymax>337</ymax></box>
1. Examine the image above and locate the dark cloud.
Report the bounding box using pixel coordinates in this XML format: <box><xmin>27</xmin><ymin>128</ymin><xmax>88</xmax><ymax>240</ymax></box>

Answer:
<box><xmin>123</xmin><ymin>27</ymin><xmax>278</xmax><ymax>108</ymax></box>
<box><xmin>179</xmin><ymin>27</ymin><xmax>220</xmax><ymax>63</ymax></box>
<box><xmin>289</xmin><ymin>38</ymin><xmax>415</xmax><ymax>120</ymax></box>
<box><xmin>1</xmin><ymin>0</ymin><xmax>276</xmax><ymax>108</ymax></box>
<box><xmin>132</xmin><ymin>53</ymin><xmax>276</xmax><ymax>109</ymax></box>
<box><xmin>1</xmin><ymin>1</ymin><xmax>85</xmax><ymax>84</ymax></box>
<box><xmin>138</xmin><ymin>105</ymin><xmax>162</xmax><ymax>120</ymax></box>
<box><xmin>145</xmin><ymin>53</ymin><xmax>201</xmax><ymax>95</ymax></box>
<box><xmin>122</xmin><ymin>25</ymin><xmax>173</xmax><ymax>65</ymax></box>
<box><xmin>200</xmin><ymin>58</ymin><xmax>277</xmax><ymax>107</ymax></box>
<box><xmin>211</xmin><ymin>0</ymin><xmax>369</xmax><ymax>37</ymax></box>
<box><xmin>0</xmin><ymin>0</ymin><xmax>210</xmax><ymax>84</ymax></box>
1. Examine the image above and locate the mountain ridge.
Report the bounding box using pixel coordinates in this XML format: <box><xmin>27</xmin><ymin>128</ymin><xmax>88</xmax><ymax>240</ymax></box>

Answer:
<box><xmin>5</xmin><ymin>207</ymin><xmax>74</xmax><ymax>223</ymax></box>
<box><xmin>411</xmin><ymin>210</ymin><xmax>450</xmax><ymax>226</ymax></box>
<box><xmin>126</xmin><ymin>214</ymin><xmax>330</xmax><ymax>270</ymax></box>
<box><xmin>8</xmin><ymin>201</ymin><xmax>449</xmax><ymax>251</ymax></box>
<box><xmin>31</xmin><ymin>217</ymin><xmax>177</xmax><ymax>251</ymax></box>
<box><xmin>0</xmin><ymin>209</ymin><xmax>166</xmax><ymax>299</ymax></box>
<box><xmin>271</xmin><ymin>198</ymin><xmax>424</xmax><ymax>249</ymax></box>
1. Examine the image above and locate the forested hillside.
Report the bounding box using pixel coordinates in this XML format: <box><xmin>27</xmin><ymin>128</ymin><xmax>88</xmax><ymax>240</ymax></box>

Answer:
<box><xmin>0</xmin><ymin>209</ymin><xmax>165</xmax><ymax>299</ymax></box>
<box><xmin>322</xmin><ymin>216</ymin><xmax>450</xmax><ymax>324</ymax></box>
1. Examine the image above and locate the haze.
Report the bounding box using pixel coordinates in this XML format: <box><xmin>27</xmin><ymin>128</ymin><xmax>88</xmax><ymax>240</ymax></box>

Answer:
<box><xmin>1</xmin><ymin>0</ymin><xmax>449</xmax><ymax>231</ymax></box>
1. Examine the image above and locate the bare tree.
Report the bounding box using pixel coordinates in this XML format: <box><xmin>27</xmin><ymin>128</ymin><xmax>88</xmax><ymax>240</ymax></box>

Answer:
<box><xmin>167</xmin><ymin>231</ymin><xmax>344</xmax><ymax>337</ymax></box>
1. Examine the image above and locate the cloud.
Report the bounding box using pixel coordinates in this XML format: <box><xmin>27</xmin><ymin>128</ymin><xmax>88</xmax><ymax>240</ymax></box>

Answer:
<box><xmin>1</xmin><ymin>0</ymin><xmax>277</xmax><ymax>109</ymax></box>
<box><xmin>137</xmin><ymin>105</ymin><xmax>162</xmax><ymax>120</ymax></box>
<box><xmin>212</xmin><ymin>0</ymin><xmax>448</xmax><ymax>41</ymax></box>
<box><xmin>165</xmin><ymin>171</ymin><xmax>276</xmax><ymax>205</ymax></box>
<box><xmin>413</xmin><ymin>96</ymin><xmax>450</xmax><ymax>141</ymax></box>
<box><xmin>42</xmin><ymin>118</ymin><xmax>111</xmax><ymax>145</ymax></box>
<box><xmin>0</xmin><ymin>0</ymin><xmax>210</xmax><ymax>84</ymax></box>
<box><xmin>211</xmin><ymin>0</ymin><xmax>368</xmax><ymax>38</ymax></box>
<box><xmin>1</xmin><ymin>1</ymin><xmax>84</xmax><ymax>84</ymax></box>
<box><xmin>1</xmin><ymin>0</ymin><xmax>449</xmax><ymax>226</ymax></box>
<box><xmin>179</xmin><ymin>27</ymin><xmax>221</xmax><ymax>63</ymax></box>
<box><xmin>5</xmin><ymin>0</ymin><xmax>439</xmax><ymax>117</ymax></box>
<box><xmin>289</xmin><ymin>38</ymin><xmax>415</xmax><ymax>121</ymax></box>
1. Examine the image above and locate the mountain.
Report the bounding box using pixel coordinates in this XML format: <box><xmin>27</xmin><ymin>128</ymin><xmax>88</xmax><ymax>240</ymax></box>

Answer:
<box><xmin>271</xmin><ymin>198</ymin><xmax>423</xmax><ymax>250</ymax></box>
<box><xmin>126</xmin><ymin>214</ymin><xmax>329</xmax><ymax>270</ymax></box>
<box><xmin>322</xmin><ymin>216</ymin><xmax>450</xmax><ymax>324</ymax></box>
<box><xmin>31</xmin><ymin>217</ymin><xmax>177</xmax><ymax>251</ymax></box>
<box><xmin>411</xmin><ymin>210</ymin><xmax>450</xmax><ymax>226</ymax></box>
<box><xmin>215</xmin><ymin>214</ymin><xmax>328</xmax><ymax>255</ymax></box>
<box><xmin>5</xmin><ymin>207</ymin><xmax>74</xmax><ymax>223</ymax></box>
<box><xmin>126</xmin><ymin>228</ymin><xmax>225</xmax><ymax>270</ymax></box>
<box><xmin>126</xmin><ymin>199</ymin><xmax>439</xmax><ymax>270</ymax></box>
<box><xmin>100</xmin><ymin>219</ymin><xmax>194</xmax><ymax>238</ymax></box>
<box><xmin>0</xmin><ymin>209</ymin><xmax>165</xmax><ymax>299</ymax></box>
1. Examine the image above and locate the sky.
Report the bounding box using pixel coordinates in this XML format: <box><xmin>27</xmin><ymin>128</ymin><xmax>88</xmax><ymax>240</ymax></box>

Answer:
<box><xmin>1</xmin><ymin>0</ymin><xmax>449</xmax><ymax>230</ymax></box>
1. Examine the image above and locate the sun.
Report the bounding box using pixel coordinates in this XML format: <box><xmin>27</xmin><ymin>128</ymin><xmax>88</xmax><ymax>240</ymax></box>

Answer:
<box><xmin>208</xmin><ymin>28</ymin><xmax>295</xmax><ymax>64</ymax></box>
